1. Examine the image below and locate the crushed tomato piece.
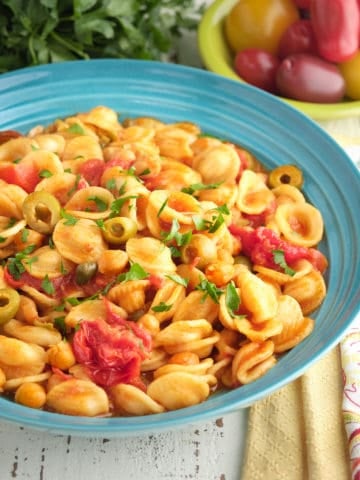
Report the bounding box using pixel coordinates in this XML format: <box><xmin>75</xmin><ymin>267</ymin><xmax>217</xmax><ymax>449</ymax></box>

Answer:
<box><xmin>229</xmin><ymin>225</ymin><xmax>325</xmax><ymax>272</ymax></box>
<box><xmin>71</xmin><ymin>298</ymin><xmax>152</xmax><ymax>388</ymax></box>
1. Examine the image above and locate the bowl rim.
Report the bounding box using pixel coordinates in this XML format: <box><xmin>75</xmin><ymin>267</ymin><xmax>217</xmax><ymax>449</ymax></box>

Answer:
<box><xmin>0</xmin><ymin>58</ymin><xmax>359</xmax><ymax>436</ymax></box>
<box><xmin>198</xmin><ymin>0</ymin><xmax>360</xmax><ymax>121</ymax></box>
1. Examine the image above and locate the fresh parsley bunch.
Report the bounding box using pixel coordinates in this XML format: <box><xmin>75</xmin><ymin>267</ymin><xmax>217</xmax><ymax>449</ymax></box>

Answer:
<box><xmin>0</xmin><ymin>0</ymin><xmax>204</xmax><ymax>73</ymax></box>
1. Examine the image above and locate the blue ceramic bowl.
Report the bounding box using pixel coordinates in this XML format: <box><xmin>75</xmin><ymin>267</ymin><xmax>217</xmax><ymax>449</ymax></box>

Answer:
<box><xmin>0</xmin><ymin>59</ymin><xmax>359</xmax><ymax>437</ymax></box>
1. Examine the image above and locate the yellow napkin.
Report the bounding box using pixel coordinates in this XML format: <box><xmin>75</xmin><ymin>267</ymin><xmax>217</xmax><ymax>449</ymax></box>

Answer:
<box><xmin>241</xmin><ymin>347</ymin><xmax>351</xmax><ymax>480</ymax></box>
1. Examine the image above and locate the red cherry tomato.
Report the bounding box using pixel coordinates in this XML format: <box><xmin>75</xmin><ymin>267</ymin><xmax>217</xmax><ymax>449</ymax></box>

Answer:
<box><xmin>78</xmin><ymin>158</ymin><xmax>105</xmax><ymax>186</ymax></box>
<box><xmin>278</xmin><ymin>19</ymin><xmax>317</xmax><ymax>59</ymax></box>
<box><xmin>311</xmin><ymin>0</ymin><xmax>360</xmax><ymax>63</ymax></box>
<box><xmin>276</xmin><ymin>53</ymin><xmax>346</xmax><ymax>103</ymax></box>
<box><xmin>234</xmin><ymin>48</ymin><xmax>280</xmax><ymax>93</ymax></box>
<box><xmin>293</xmin><ymin>0</ymin><xmax>311</xmax><ymax>8</ymax></box>
<box><xmin>0</xmin><ymin>162</ymin><xmax>39</xmax><ymax>193</ymax></box>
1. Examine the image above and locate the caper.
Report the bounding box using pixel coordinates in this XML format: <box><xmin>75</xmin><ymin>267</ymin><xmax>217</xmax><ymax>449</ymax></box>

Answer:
<box><xmin>0</xmin><ymin>287</ymin><xmax>20</xmax><ymax>325</ymax></box>
<box><xmin>75</xmin><ymin>261</ymin><xmax>98</xmax><ymax>285</ymax></box>
<box><xmin>268</xmin><ymin>165</ymin><xmax>304</xmax><ymax>189</ymax></box>
<box><xmin>22</xmin><ymin>191</ymin><xmax>61</xmax><ymax>234</ymax></box>
<box><xmin>102</xmin><ymin>217</ymin><xmax>138</xmax><ymax>244</ymax></box>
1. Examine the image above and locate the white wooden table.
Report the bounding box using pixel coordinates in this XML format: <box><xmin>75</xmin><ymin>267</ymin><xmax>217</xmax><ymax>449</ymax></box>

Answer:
<box><xmin>0</xmin><ymin>412</ymin><xmax>247</xmax><ymax>480</ymax></box>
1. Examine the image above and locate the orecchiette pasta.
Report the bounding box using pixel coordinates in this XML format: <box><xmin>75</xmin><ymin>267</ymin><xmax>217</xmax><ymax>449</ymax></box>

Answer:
<box><xmin>0</xmin><ymin>106</ymin><xmax>328</xmax><ymax>417</ymax></box>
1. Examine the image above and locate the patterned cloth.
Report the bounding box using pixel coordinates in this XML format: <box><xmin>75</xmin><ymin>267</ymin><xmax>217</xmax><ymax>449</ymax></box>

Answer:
<box><xmin>342</xmin><ymin>322</ymin><xmax>360</xmax><ymax>480</ymax></box>
<box><xmin>339</xmin><ymin>140</ymin><xmax>360</xmax><ymax>480</ymax></box>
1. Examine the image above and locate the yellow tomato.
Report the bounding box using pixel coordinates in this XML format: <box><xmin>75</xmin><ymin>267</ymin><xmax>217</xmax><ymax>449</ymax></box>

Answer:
<box><xmin>338</xmin><ymin>51</ymin><xmax>360</xmax><ymax>100</ymax></box>
<box><xmin>225</xmin><ymin>0</ymin><xmax>300</xmax><ymax>55</ymax></box>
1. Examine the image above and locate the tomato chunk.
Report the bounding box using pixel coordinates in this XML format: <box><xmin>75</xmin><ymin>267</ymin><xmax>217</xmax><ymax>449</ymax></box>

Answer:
<box><xmin>0</xmin><ymin>163</ymin><xmax>39</xmax><ymax>193</ymax></box>
<box><xmin>229</xmin><ymin>225</ymin><xmax>325</xmax><ymax>272</ymax></box>
<box><xmin>71</xmin><ymin>299</ymin><xmax>152</xmax><ymax>388</ymax></box>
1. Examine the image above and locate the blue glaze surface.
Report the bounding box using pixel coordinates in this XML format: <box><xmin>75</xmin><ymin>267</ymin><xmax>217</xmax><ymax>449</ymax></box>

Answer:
<box><xmin>0</xmin><ymin>59</ymin><xmax>359</xmax><ymax>437</ymax></box>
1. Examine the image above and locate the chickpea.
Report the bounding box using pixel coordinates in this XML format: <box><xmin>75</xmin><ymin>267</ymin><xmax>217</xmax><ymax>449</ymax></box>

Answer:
<box><xmin>168</xmin><ymin>352</ymin><xmax>200</xmax><ymax>366</ymax></box>
<box><xmin>46</xmin><ymin>340</ymin><xmax>76</xmax><ymax>370</ymax></box>
<box><xmin>15</xmin><ymin>382</ymin><xmax>47</xmax><ymax>409</ymax></box>
<box><xmin>205</xmin><ymin>262</ymin><xmax>235</xmax><ymax>287</ymax></box>
<box><xmin>180</xmin><ymin>234</ymin><xmax>218</xmax><ymax>269</ymax></box>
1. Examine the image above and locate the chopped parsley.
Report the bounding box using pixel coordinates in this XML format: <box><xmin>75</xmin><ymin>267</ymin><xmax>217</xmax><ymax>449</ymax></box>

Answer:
<box><xmin>41</xmin><ymin>274</ymin><xmax>55</xmax><ymax>295</ymax></box>
<box><xmin>7</xmin><ymin>244</ymin><xmax>36</xmax><ymax>280</ymax></box>
<box><xmin>117</xmin><ymin>263</ymin><xmax>149</xmax><ymax>283</ymax></box>
<box><xmin>87</xmin><ymin>195</ymin><xmax>108</xmax><ymax>212</ymax></box>
<box><xmin>272</xmin><ymin>249</ymin><xmax>296</xmax><ymax>276</ymax></box>
<box><xmin>165</xmin><ymin>274</ymin><xmax>189</xmax><ymax>287</ymax></box>
<box><xmin>195</xmin><ymin>278</ymin><xmax>223</xmax><ymax>304</ymax></box>
<box><xmin>181</xmin><ymin>181</ymin><xmax>222</xmax><ymax>196</ymax></box>
<box><xmin>60</xmin><ymin>209</ymin><xmax>78</xmax><ymax>226</ymax></box>
<box><xmin>39</xmin><ymin>169</ymin><xmax>53</xmax><ymax>178</ymax></box>
<box><xmin>152</xmin><ymin>302</ymin><xmax>173</xmax><ymax>312</ymax></box>
<box><xmin>67</xmin><ymin>123</ymin><xmax>85</xmax><ymax>135</ymax></box>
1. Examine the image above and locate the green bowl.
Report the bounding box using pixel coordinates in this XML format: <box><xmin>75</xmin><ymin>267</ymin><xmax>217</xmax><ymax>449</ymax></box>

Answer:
<box><xmin>198</xmin><ymin>0</ymin><xmax>360</xmax><ymax>120</ymax></box>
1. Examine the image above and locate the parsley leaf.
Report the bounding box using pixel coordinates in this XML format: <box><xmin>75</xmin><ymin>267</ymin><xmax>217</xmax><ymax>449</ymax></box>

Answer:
<box><xmin>0</xmin><ymin>1</ymin><xmax>203</xmax><ymax>74</ymax></box>
<box><xmin>87</xmin><ymin>195</ymin><xmax>108</xmax><ymax>212</ymax></box>
<box><xmin>117</xmin><ymin>263</ymin><xmax>149</xmax><ymax>283</ymax></box>
<box><xmin>272</xmin><ymin>249</ymin><xmax>296</xmax><ymax>276</ymax></box>
<box><xmin>60</xmin><ymin>209</ymin><xmax>78</xmax><ymax>226</ymax></box>
<box><xmin>41</xmin><ymin>274</ymin><xmax>55</xmax><ymax>295</ymax></box>
<box><xmin>195</xmin><ymin>278</ymin><xmax>223</xmax><ymax>304</ymax></box>
<box><xmin>152</xmin><ymin>302</ymin><xmax>173</xmax><ymax>312</ymax></box>
<box><xmin>225</xmin><ymin>281</ymin><xmax>245</xmax><ymax>319</ymax></box>
<box><xmin>165</xmin><ymin>274</ymin><xmax>189</xmax><ymax>287</ymax></box>
<box><xmin>67</xmin><ymin>123</ymin><xmax>85</xmax><ymax>135</ymax></box>
<box><xmin>181</xmin><ymin>181</ymin><xmax>222</xmax><ymax>195</ymax></box>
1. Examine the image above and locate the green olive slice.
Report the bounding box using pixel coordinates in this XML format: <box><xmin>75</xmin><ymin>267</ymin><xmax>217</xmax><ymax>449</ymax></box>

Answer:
<box><xmin>22</xmin><ymin>191</ymin><xmax>61</xmax><ymax>234</ymax></box>
<box><xmin>0</xmin><ymin>287</ymin><xmax>20</xmax><ymax>325</ymax></box>
<box><xmin>75</xmin><ymin>261</ymin><xmax>98</xmax><ymax>285</ymax></box>
<box><xmin>102</xmin><ymin>217</ymin><xmax>138</xmax><ymax>244</ymax></box>
<box><xmin>268</xmin><ymin>165</ymin><xmax>304</xmax><ymax>189</ymax></box>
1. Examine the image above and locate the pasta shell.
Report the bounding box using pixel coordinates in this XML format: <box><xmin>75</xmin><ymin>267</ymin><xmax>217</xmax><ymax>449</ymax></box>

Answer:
<box><xmin>46</xmin><ymin>379</ymin><xmax>109</xmax><ymax>416</ymax></box>
<box><xmin>20</xmin><ymin>149</ymin><xmax>64</xmax><ymax>177</ymax></box>
<box><xmin>232</xmin><ymin>340</ymin><xmax>276</xmax><ymax>385</ymax></box>
<box><xmin>64</xmin><ymin>186</ymin><xmax>115</xmax><ymax>220</ymax></box>
<box><xmin>65</xmin><ymin>299</ymin><xmax>127</xmax><ymax>329</ymax></box>
<box><xmin>274</xmin><ymin>203</ymin><xmax>324</xmax><ymax>247</ymax></box>
<box><xmin>234</xmin><ymin>317</ymin><xmax>283</xmax><ymax>342</ymax></box>
<box><xmin>53</xmin><ymin>218</ymin><xmax>107</xmax><ymax>264</ymax></box>
<box><xmin>235</xmin><ymin>269</ymin><xmax>278</xmax><ymax>323</ymax></box>
<box><xmin>283</xmin><ymin>270</ymin><xmax>326</xmax><ymax>315</ymax></box>
<box><xmin>0</xmin><ymin>137</ymin><xmax>39</xmax><ymax>163</ymax></box>
<box><xmin>149</xmin><ymin>279</ymin><xmax>186</xmax><ymax>323</ymax></box>
<box><xmin>141</xmin><ymin>347</ymin><xmax>168</xmax><ymax>372</ymax></box>
<box><xmin>126</xmin><ymin>237</ymin><xmax>176</xmax><ymax>275</ymax></box>
<box><xmin>3</xmin><ymin>319</ymin><xmax>62</xmax><ymax>347</ymax></box>
<box><xmin>35</xmin><ymin>172</ymin><xmax>86</xmax><ymax>205</ymax></box>
<box><xmin>32</xmin><ymin>134</ymin><xmax>66</xmax><ymax>155</ymax></box>
<box><xmin>173</xmin><ymin>290</ymin><xmax>219</xmax><ymax>324</ymax></box>
<box><xmin>107</xmin><ymin>280</ymin><xmax>150</xmax><ymax>314</ymax></box>
<box><xmin>271</xmin><ymin>295</ymin><xmax>314</xmax><ymax>353</ymax></box>
<box><xmin>237</xmin><ymin>170</ymin><xmax>275</xmax><ymax>214</ymax></box>
<box><xmin>77</xmin><ymin>106</ymin><xmax>122</xmax><ymax>140</ymax></box>
<box><xmin>22</xmin><ymin>245</ymin><xmax>74</xmax><ymax>279</ymax></box>
<box><xmin>154</xmin><ymin>319</ymin><xmax>213</xmax><ymax>347</ymax></box>
<box><xmin>61</xmin><ymin>135</ymin><xmax>103</xmax><ymax>170</ymax></box>
<box><xmin>153</xmin><ymin>357</ymin><xmax>214</xmax><ymax>379</ymax></box>
<box><xmin>192</xmin><ymin>144</ymin><xmax>240</xmax><ymax>184</ymax></box>
<box><xmin>272</xmin><ymin>184</ymin><xmax>306</xmax><ymax>205</ymax></box>
<box><xmin>111</xmin><ymin>383</ymin><xmax>165</xmax><ymax>415</ymax></box>
<box><xmin>147</xmin><ymin>372</ymin><xmax>214</xmax><ymax>410</ymax></box>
